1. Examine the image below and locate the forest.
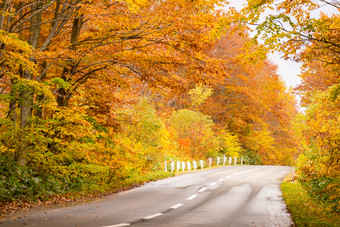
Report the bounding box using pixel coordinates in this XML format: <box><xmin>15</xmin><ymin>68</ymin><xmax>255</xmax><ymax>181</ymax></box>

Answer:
<box><xmin>0</xmin><ymin>0</ymin><xmax>338</xmax><ymax>213</ymax></box>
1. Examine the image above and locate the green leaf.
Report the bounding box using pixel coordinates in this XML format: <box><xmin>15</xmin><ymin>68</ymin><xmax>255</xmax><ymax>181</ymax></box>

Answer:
<box><xmin>50</xmin><ymin>78</ymin><xmax>71</xmax><ymax>89</ymax></box>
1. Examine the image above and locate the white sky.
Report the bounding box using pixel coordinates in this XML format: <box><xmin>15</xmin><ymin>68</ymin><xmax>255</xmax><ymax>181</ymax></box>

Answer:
<box><xmin>268</xmin><ymin>54</ymin><xmax>302</xmax><ymax>89</ymax></box>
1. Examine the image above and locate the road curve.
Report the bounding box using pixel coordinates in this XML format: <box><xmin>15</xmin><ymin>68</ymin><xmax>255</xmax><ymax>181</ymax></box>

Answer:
<box><xmin>1</xmin><ymin>165</ymin><xmax>293</xmax><ymax>227</ymax></box>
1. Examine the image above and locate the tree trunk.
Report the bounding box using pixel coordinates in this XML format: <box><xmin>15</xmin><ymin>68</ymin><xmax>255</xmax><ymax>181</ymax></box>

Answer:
<box><xmin>0</xmin><ymin>0</ymin><xmax>9</xmax><ymax>30</ymax></box>
<box><xmin>18</xmin><ymin>71</ymin><xmax>33</xmax><ymax>166</ymax></box>
<box><xmin>18</xmin><ymin>0</ymin><xmax>42</xmax><ymax>166</ymax></box>
<box><xmin>36</xmin><ymin>61</ymin><xmax>47</xmax><ymax>118</ymax></box>
<box><xmin>56</xmin><ymin>16</ymin><xmax>83</xmax><ymax>107</ymax></box>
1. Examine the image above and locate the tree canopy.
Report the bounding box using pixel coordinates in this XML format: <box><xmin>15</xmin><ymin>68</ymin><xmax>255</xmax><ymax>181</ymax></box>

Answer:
<box><xmin>2</xmin><ymin>0</ymin><xmax>335</xmax><ymax>212</ymax></box>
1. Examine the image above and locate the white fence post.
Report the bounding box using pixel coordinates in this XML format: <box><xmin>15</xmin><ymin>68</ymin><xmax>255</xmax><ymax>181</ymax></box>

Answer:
<box><xmin>193</xmin><ymin>161</ymin><xmax>197</xmax><ymax>171</ymax></box>
<box><xmin>166</xmin><ymin>157</ymin><xmax>241</xmax><ymax>173</ymax></box>
<box><xmin>182</xmin><ymin>161</ymin><xmax>186</xmax><ymax>171</ymax></box>
<box><xmin>187</xmin><ymin>161</ymin><xmax>191</xmax><ymax>171</ymax></box>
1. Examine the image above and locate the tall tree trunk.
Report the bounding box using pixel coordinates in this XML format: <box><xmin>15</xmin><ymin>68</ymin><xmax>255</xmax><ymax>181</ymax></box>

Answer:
<box><xmin>0</xmin><ymin>0</ymin><xmax>9</xmax><ymax>30</ymax></box>
<box><xmin>9</xmin><ymin>78</ymin><xmax>18</xmax><ymax>128</ymax></box>
<box><xmin>35</xmin><ymin>61</ymin><xmax>47</xmax><ymax>118</ymax></box>
<box><xmin>0</xmin><ymin>0</ymin><xmax>9</xmax><ymax>60</ymax></box>
<box><xmin>56</xmin><ymin>16</ymin><xmax>83</xmax><ymax>107</ymax></box>
<box><xmin>18</xmin><ymin>0</ymin><xmax>42</xmax><ymax>166</ymax></box>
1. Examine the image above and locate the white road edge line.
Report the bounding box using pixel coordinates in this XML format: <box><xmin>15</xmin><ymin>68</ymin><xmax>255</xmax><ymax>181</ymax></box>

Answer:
<box><xmin>102</xmin><ymin>223</ymin><xmax>130</xmax><ymax>227</ymax></box>
<box><xmin>170</xmin><ymin>203</ymin><xmax>183</xmax><ymax>209</ymax></box>
<box><xmin>218</xmin><ymin>178</ymin><xmax>225</xmax><ymax>182</ymax></box>
<box><xmin>209</xmin><ymin>182</ymin><xmax>217</xmax><ymax>186</ymax></box>
<box><xmin>187</xmin><ymin>194</ymin><xmax>197</xmax><ymax>200</ymax></box>
<box><xmin>143</xmin><ymin>213</ymin><xmax>163</xmax><ymax>220</ymax></box>
<box><xmin>198</xmin><ymin>187</ymin><xmax>207</xmax><ymax>192</ymax></box>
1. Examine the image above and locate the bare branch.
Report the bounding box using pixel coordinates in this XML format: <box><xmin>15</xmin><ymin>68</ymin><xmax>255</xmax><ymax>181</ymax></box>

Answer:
<box><xmin>318</xmin><ymin>0</ymin><xmax>340</xmax><ymax>9</ymax></box>
<box><xmin>11</xmin><ymin>1</ymin><xmax>55</xmax><ymax>33</ymax></box>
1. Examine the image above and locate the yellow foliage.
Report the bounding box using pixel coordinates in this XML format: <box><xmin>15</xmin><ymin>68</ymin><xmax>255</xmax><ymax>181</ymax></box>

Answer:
<box><xmin>217</xmin><ymin>130</ymin><xmax>242</xmax><ymax>158</ymax></box>
<box><xmin>188</xmin><ymin>83</ymin><xmax>213</xmax><ymax>107</ymax></box>
<box><xmin>120</xmin><ymin>0</ymin><xmax>149</xmax><ymax>12</ymax></box>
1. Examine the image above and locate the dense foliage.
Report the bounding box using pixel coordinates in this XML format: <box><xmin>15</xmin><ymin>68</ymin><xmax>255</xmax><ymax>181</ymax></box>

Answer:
<box><xmin>0</xmin><ymin>0</ymin><xmax>300</xmax><ymax>206</ymax></box>
<box><xmin>235</xmin><ymin>0</ymin><xmax>340</xmax><ymax>213</ymax></box>
<box><xmin>281</xmin><ymin>180</ymin><xmax>340</xmax><ymax>226</ymax></box>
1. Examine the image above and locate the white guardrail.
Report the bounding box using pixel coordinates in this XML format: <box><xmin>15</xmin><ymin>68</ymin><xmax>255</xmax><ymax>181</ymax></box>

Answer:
<box><xmin>164</xmin><ymin>156</ymin><xmax>244</xmax><ymax>173</ymax></box>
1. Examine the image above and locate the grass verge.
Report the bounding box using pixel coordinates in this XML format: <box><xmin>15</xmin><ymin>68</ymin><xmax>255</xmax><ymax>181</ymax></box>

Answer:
<box><xmin>0</xmin><ymin>170</ymin><xmax>173</xmax><ymax>216</ymax></box>
<box><xmin>281</xmin><ymin>177</ymin><xmax>340</xmax><ymax>226</ymax></box>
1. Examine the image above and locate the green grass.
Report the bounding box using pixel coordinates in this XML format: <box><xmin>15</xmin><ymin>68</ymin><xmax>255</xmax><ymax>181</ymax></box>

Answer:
<box><xmin>281</xmin><ymin>180</ymin><xmax>340</xmax><ymax>226</ymax></box>
<box><xmin>0</xmin><ymin>170</ymin><xmax>173</xmax><ymax>215</ymax></box>
<box><xmin>111</xmin><ymin>170</ymin><xmax>173</xmax><ymax>192</ymax></box>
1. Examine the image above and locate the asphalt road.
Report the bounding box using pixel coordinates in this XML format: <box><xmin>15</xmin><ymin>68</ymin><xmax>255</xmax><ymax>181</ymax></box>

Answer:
<box><xmin>1</xmin><ymin>165</ymin><xmax>293</xmax><ymax>227</ymax></box>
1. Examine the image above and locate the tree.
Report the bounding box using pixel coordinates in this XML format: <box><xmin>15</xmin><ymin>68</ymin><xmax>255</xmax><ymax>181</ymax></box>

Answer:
<box><xmin>168</xmin><ymin>109</ymin><xmax>217</xmax><ymax>159</ymax></box>
<box><xmin>230</xmin><ymin>0</ymin><xmax>339</xmax><ymax>210</ymax></box>
<box><xmin>202</xmin><ymin>32</ymin><xmax>299</xmax><ymax>165</ymax></box>
<box><xmin>233</xmin><ymin>0</ymin><xmax>339</xmax><ymax>62</ymax></box>
<box><xmin>0</xmin><ymin>0</ymin><xmax>229</xmax><ymax>165</ymax></box>
<box><xmin>297</xmin><ymin>89</ymin><xmax>340</xmax><ymax>212</ymax></box>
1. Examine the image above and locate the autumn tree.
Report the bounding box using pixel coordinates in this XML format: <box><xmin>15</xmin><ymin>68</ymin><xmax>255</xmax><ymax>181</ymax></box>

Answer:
<box><xmin>168</xmin><ymin>109</ymin><xmax>217</xmax><ymax>159</ymax></box>
<box><xmin>231</xmin><ymin>0</ymin><xmax>339</xmax><ymax>211</ymax></box>
<box><xmin>201</xmin><ymin>31</ymin><xmax>299</xmax><ymax>165</ymax></box>
<box><xmin>0</xmin><ymin>0</ymin><xmax>229</xmax><ymax>164</ymax></box>
<box><xmin>0</xmin><ymin>0</ymin><xmax>236</xmax><ymax>203</ymax></box>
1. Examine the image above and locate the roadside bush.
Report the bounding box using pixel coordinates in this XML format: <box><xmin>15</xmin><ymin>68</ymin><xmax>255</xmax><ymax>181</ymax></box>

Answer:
<box><xmin>301</xmin><ymin>176</ymin><xmax>340</xmax><ymax>213</ymax></box>
<box><xmin>281</xmin><ymin>181</ymin><xmax>340</xmax><ymax>226</ymax></box>
<box><xmin>240</xmin><ymin>149</ymin><xmax>262</xmax><ymax>165</ymax></box>
<box><xmin>0</xmin><ymin>156</ymin><xmax>64</xmax><ymax>201</ymax></box>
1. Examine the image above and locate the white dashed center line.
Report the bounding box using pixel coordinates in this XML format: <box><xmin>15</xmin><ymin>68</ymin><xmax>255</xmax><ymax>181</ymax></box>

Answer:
<box><xmin>143</xmin><ymin>213</ymin><xmax>163</xmax><ymax>220</ymax></box>
<box><xmin>198</xmin><ymin>187</ymin><xmax>207</xmax><ymax>192</ymax></box>
<box><xmin>187</xmin><ymin>194</ymin><xmax>197</xmax><ymax>200</ymax></box>
<box><xmin>170</xmin><ymin>203</ymin><xmax>183</xmax><ymax>209</ymax></box>
<box><xmin>103</xmin><ymin>223</ymin><xmax>130</xmax><ymax>227</ymax></box>
<box><xmin>102</xmin><ymin>168</ymin><xmax>258</xmax><ymax>227</ymax></box>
